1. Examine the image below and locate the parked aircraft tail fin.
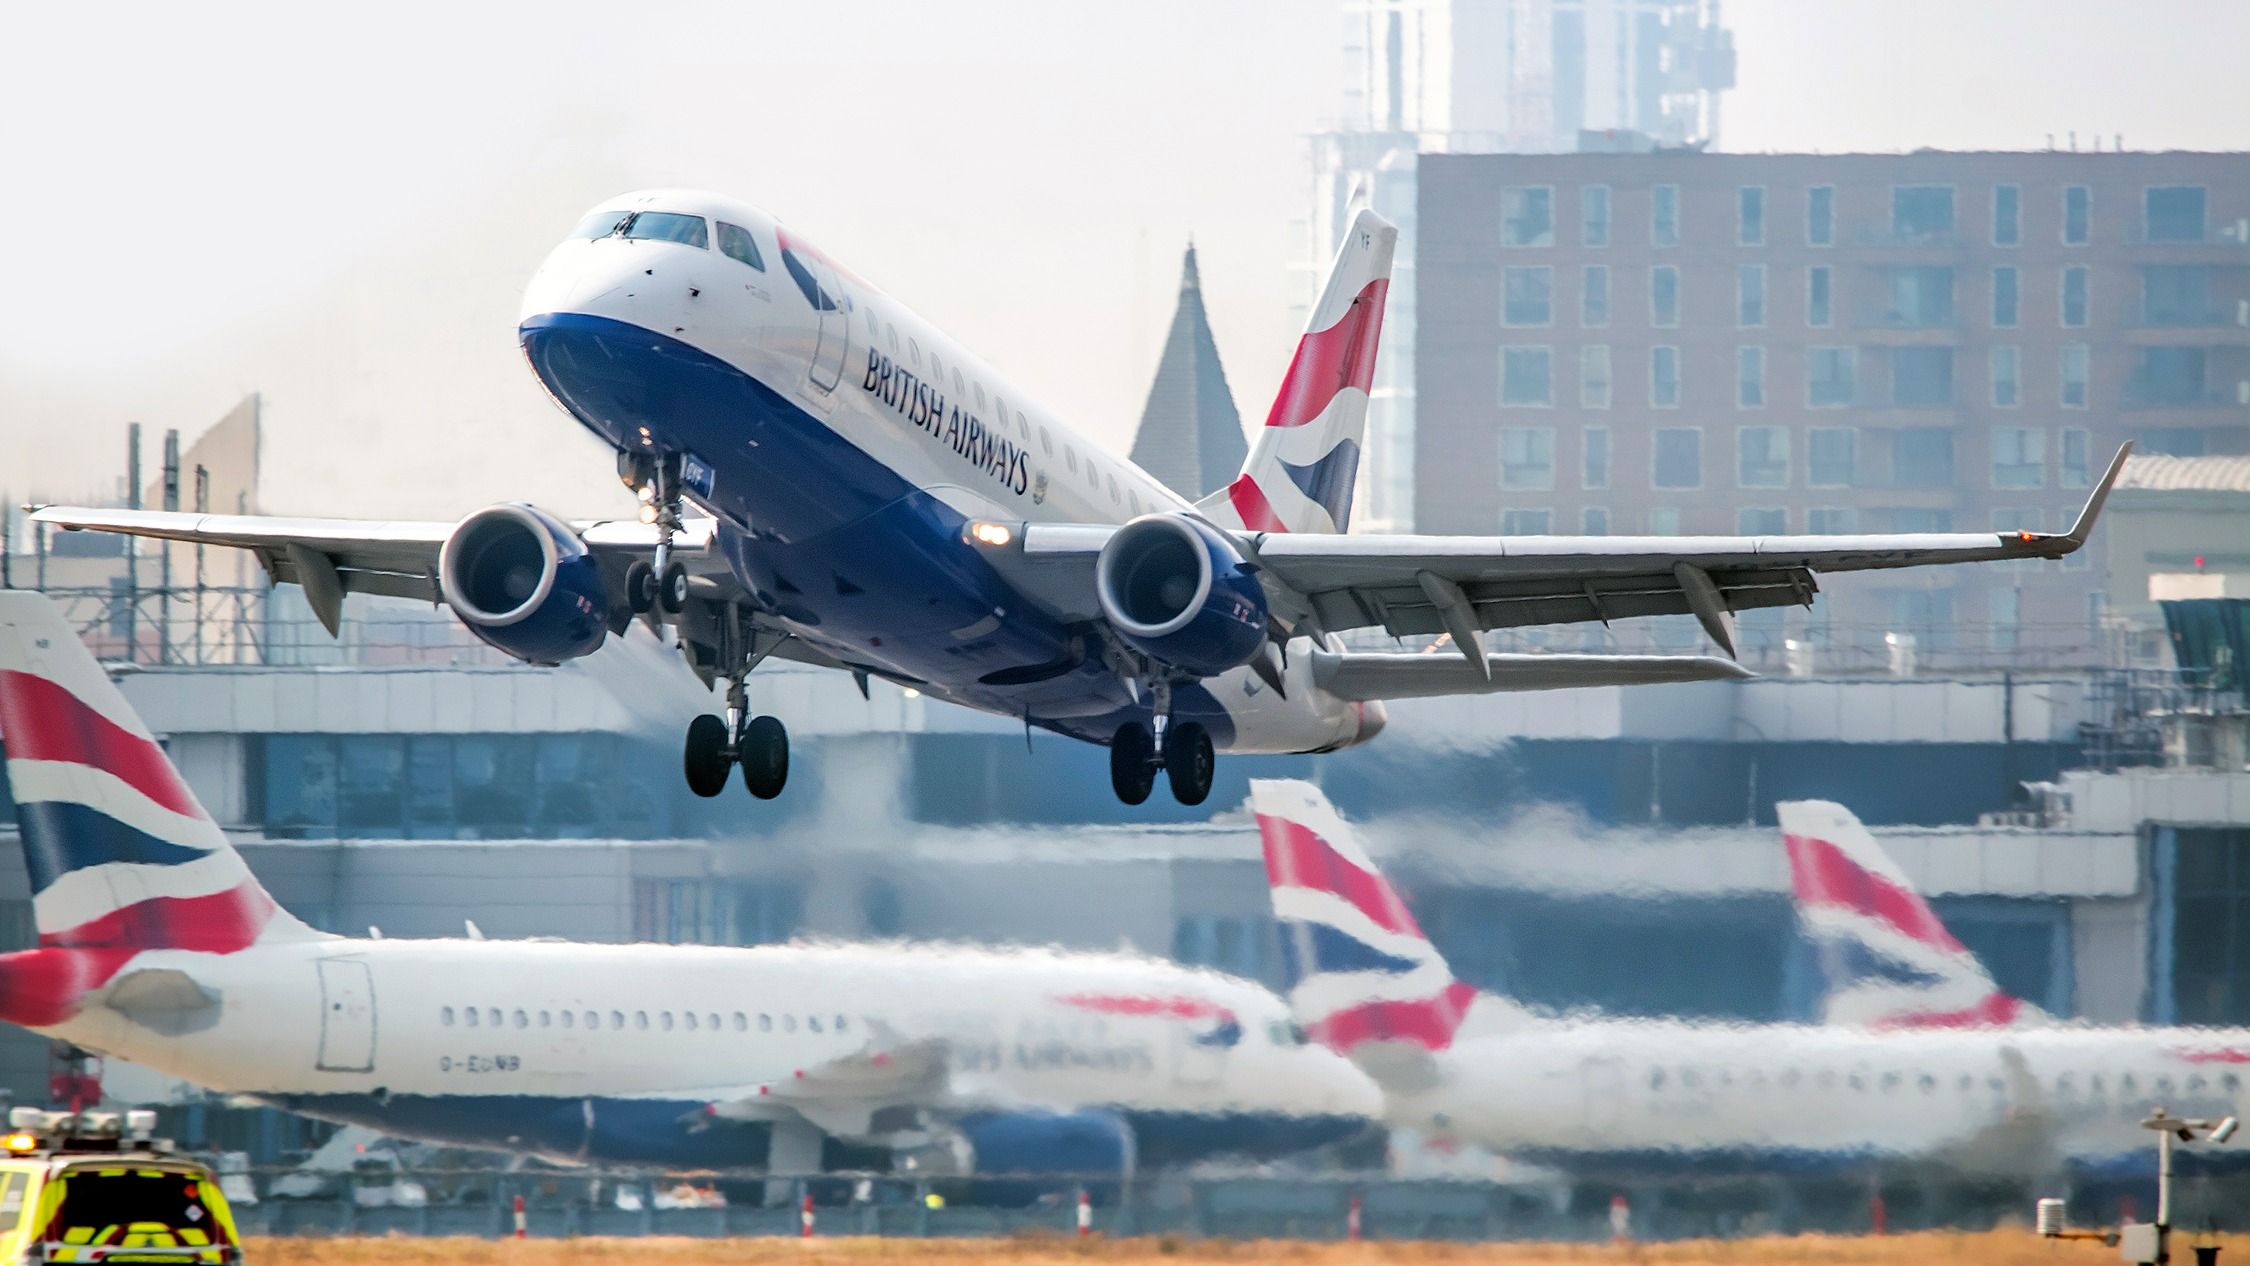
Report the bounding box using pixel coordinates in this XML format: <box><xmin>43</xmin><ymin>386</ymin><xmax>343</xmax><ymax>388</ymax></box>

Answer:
<box><xmin>0</xmin><ymin>594</ymin><xmax>327</xmax><ymax>1025</ymax></box>
<box><xmin>1779</xmin><ymin>799</ymin><xmax>2037</xmax><ymax>1030</ymax></box>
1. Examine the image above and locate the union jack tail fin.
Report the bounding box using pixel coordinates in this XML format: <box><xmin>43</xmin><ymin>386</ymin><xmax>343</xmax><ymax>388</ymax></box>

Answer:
<box><xmin>1252</xmin><ymin>780</ymin><xmax>1477</xmax><ymax>1078</ymax></box>
<box><xmin>0</xmin><ymin>594</ymin><xmax>325</xmax><ymax>1023</ymax></box>
<box><xmin>1778</xmin><ymin>800</ymin><xmax>2036</xmax><ymax>1030</ymax></box>
<box><xmin>1198</xmin><ymin>210</ymin><xmax>1395</xmax><ymax>535</ymax></box>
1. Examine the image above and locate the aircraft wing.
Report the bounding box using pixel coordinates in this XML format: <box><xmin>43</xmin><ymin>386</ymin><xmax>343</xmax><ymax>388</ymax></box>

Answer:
<box><xmin>699</xmin><ymin>1035</ymin><xmax>953</xmax><ymax>1137</ymax></box>
<box><xmin>1008</xmin><ymin>442</ymin><xmax>2128</xmax><ymax>661</ymax></box>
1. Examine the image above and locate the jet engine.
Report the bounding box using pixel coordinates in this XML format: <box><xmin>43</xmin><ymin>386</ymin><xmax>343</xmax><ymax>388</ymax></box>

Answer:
<box><xmin>437</xmin><ymin>504</ymin><xmax>610</xmax><ymax>665</ymax></box>
<box><xmin>1094</xmin><ymin>515</ymin><xmax>1268</xmax><ymax>679</ymax></box>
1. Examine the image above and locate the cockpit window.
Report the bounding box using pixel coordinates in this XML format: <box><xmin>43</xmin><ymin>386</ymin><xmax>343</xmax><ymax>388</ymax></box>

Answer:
<box><xmin>717</xmin><ymin>222</ymin><xmax>766</xmax><ymax>271</ymax></box>
<box><xmin>573</xmin><ymin>210</ymin><xmax>630</xmax><ymax>239</ymax></box>
<box><xmin>622</xmin><ymin>212</ymin><xmax>709</xmax><ymax>249</ymax></box>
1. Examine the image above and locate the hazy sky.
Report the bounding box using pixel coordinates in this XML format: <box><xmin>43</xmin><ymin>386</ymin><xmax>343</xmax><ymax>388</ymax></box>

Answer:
<box><xmin>3</xmin><ymin>0</ymin><xmax>2245</xmax><ymax>517</ymax></box>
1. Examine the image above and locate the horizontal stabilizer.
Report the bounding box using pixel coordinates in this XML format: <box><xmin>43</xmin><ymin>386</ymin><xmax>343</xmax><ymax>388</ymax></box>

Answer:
<box><xmin>1310</xmin><ymin>650</ymin><xmax>1751</xmax><ymax>701</ymax></box>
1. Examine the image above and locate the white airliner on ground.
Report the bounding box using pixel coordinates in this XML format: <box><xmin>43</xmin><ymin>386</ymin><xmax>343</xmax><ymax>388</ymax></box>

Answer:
<box><xmin>0</xmin><ymin>592</ymin><xmax>1378</xmax><ymax>1179</ymax></box>
<box><xmin>1252</xmin><ymin>779</ymin><xmax>2249</xmax><ymax>1181</ymax></box>
<box><xmin>34</xmin><ymin>190</ymin><xmax>2129</xmax><ymax>807</ymax></box>
<box><xmin>1781</xmin><ymin>799</ymin><xmax>2045</xmax><ymax>1030</ymax></box>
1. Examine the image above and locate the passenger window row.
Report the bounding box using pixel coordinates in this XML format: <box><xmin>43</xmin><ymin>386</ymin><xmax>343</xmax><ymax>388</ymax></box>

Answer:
<box><xmin>1647</xmin><ymin>1065</ymin><xmax>2242</xmax><ymax>1098</ymax></box>
<box><xmin>439</xmin><ymin>1006</ymin><xmax>848</xmax><ymax>1035</ymax></box>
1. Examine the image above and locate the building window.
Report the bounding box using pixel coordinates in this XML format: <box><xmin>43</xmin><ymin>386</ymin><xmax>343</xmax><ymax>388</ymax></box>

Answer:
<box><xmin>1738</xmin><ymin>264</ymin><xmax>1765</xmax><ymax>327</ymax></box>
<box><xmin>2144</xmin><ymin>265</ymin><xmax>2214</xmax><ymax>325</ymax></box>
<box><xmin>2063</xmin><ymin>185</ymin><xmax>2090</xmax><ymax>244</ymax></box>
<box><xmin>1892</xmin><ymin>185</ymin><xmax>1955</xmax><ymax>243</ymax></box>
<box><xmin>1653</xmin><ymin>428</ymin><xmax>1701</xmax><ymax>488</ymax></box>
<box><xmin>1502</xmin><ymin>186</ymin><xmax>1554</xmax><ymax>246</ymax></box>
<box><xmin>1648</xmin><ymin>507</ymin><xmax>1681</xmax><ymax>535</ymax></box>
<box><xmin>1581</xmin><ymin>345</ymin><xmax>1611</xmax><ymax>409</ymax></box>
<box><xmin>1993</xmin><ymin>184</ymin><xmax>2020</xmax><ymax>246</ymax></box>
<box><xmin>1809</xmin><ymin>506</ymin><xmax>1857</xmax><ymax>534</ymax></box>
<box><xmin>1992</xmin><ymin>426</ymin><xmax>2046</xmax><ymax>488</ymax></box>
<box><xmin>1806</xmin><ymin>185</ymin><xmax>1834</xmax><ymax>247</ymax></box>
<box><xmin>1500</xmin><ymin>347</ymin><xmax>1553</xmax><ymax>406</ymax></box>
<box><xmin>1992</xmin><ymin>266</ymin><xmax>2019</xmax><ymax>327</ymax></box>
<box><xmin>1582</xmin><ymin>507</ymin><xmax>1610</xmax><ymax>535</ymax></box>
<box><xmin>2145</xmin><ymin>185</ymin><xmax>2206</xmax><ymax>243</ymax></box>
<box><xmin>1738</xmin><ymin>426</ymin><xmax>1789</xmax><ymax>487</ymax></box>
<box><xmin>1502</xmin><ymin>266</ymin><xmax>1553</xmax><ymax>326</ymax></box>
<box><xmin>1501</xmin><ymin>508</ymin><xmax>1552</xmax><ymax>534</ymax></box>
<box><xmin>2061</xmin><ymin>428</ymin><xmax>2091</xmax><ymax>489</ymax></box>
<box><xmin>1893</xmin><ymin>346</ymin><xmax>1955</xmax><ymax>407</ymax></box>
<box><xmin>1807</xmin><ymin>266</ymin><xmax>1833</xmax><ymax>327</ymax></box>
<box><xmin>1809</xmin><ymin>428</ymin><xmax>1857</xmax><ymax>487</ymax></box>
<box><xmin>2060</xmin><ymin>344</ymin><xmax>2089</xmax><ymax>407</ymax></box>
<box><xmin>1500</xmin><ymin>427</ymin><xmax>1557</xmax><ymax>489</ymax></box>
<box><xmin>1991</xmin><ymin>587</ymin><xmax>2020</xmax><ymax>652</ymax></box>
<box><xmin>1992</xmin><ymin>346</ymin><xmax>2020</xmax><ymax>407</ymax></box>
<box><xmin>1738</xmin><ymin>507</ymin><xmax>1787</xmax><ymax>534</ymax></box>
<box><xmin>1737</xmin><ymin>346</ymin><xmax>1765</xmax><ymax>408</ymax></box>
<box><xmin>1650</xmin><ymin>265</ymin><xmax>1679</xmax><ymax>327</ymax></box>
<box><xmin>1652</xmin><ymin>184</ymin><xmax>1679</xmax><ymax>246</ymax></box>
<box><xmin>1739</xmin><ymin>186</ymin><xmax>1765</xmax><ymax>245</ymax></box>
<box><xmin>2061</xmin><ymin>266</ymin><xmax>2088</xmax><ymax>327</ymax></box>
<box><xmin>1582</xmin><ymin>184</ymin><xmax>1610</xmax><ymax>246</ymax></box>
<box><xmin>1583</xmin><ymin>426</ymin><xmax>1611</xmax><ymax>489</ymax></box>
<box><xmin>1879</xmin><ymin>265</ymin><xmax>1954</xmax><ymax>327</ymax></box>
<box><xmin>2131</xmin><ymin>346</ymin><xmax>2210</xmax><ymax>407</ymax></box>
<box><xmin>1650</xmin><ymin>345</ymin><xmax>1680</xmax><ymax>407</ymax></box>
<box><xmin>1581</xmin><ymin>265</ymin><xmax>1610</xmax><ymax>327</ymax></box>
<box><xmin>1808</xmin><ymin>346</ymin><xmax>1855</xmax><ymax>407</ymax></box>
<box><xmin>1893</xmin><ymin>428</ymin><xmax>1957</xmax><ymax>487</ymax></box>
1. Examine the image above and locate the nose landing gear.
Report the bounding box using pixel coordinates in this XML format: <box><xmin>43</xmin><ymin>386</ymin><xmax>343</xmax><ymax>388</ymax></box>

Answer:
<box><xmin>621</xmin><ymin>452</ymin><xmax>690</xmax><ymax>617</ymax></box>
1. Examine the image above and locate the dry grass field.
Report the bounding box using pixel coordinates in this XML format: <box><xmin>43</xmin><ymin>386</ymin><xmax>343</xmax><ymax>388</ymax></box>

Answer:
<box><xmin>251</xmin><ymin>1230</ymin><xmax>2250</xmax><ymax>1266</ymax></box>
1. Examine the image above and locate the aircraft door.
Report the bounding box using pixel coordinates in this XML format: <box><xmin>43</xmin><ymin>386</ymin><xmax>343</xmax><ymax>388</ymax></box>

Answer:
<box><xmin>806</xmin><ymin>260</ymin><xmax>848</xmax><ymax>396</ymax></box>
<box><xmin>1579</xmin><ymin>1055</ymin><xmax>1626</xmax><ymax>1134</ymax></box>
<box><xmin>315</xmin><ymin>959</ymin><xmax>376</xmax><ymax>1073</ymax></box>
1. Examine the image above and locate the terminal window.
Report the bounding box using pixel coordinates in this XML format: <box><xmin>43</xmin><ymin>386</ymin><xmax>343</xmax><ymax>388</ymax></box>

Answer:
<box><xmin>2171</xmin><ymin>828</ymin><xmax>2250</xmax><ymax>1025</ymax></box>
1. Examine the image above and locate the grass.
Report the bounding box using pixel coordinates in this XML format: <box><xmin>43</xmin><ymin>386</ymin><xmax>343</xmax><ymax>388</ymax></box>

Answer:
<box><xmin>248</xmin><ymin>1229</ymin><xmax>2250</xmax><ymax>1265</ymax></box>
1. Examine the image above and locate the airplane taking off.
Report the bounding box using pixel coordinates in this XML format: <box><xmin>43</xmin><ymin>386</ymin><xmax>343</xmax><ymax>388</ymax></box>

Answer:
<box><xmin>0</xmin><ymin>593</ymin><xmax>1377</xmax><ymax>1179</ymax></box>
<box><xmin>36</xmin><ymin>191</ymin><xmax>2129</xmax><ymax>807</ymax></box>
<box><xmin>1251</xmin><ymin>779</ymin><xmax>2247</xmax><ymax>1181</ymax></box>
<box><xmin>1781</xmin><ymin>799</ymin><xmax>2042</xmax><ymax>1031</ymax></box>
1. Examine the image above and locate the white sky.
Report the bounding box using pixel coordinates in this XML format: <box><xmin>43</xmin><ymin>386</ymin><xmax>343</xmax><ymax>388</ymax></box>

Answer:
<box><xmin>2</xmin><ymin>0</ymin><xmax>2245</xmax><ymax>517</ymax></box>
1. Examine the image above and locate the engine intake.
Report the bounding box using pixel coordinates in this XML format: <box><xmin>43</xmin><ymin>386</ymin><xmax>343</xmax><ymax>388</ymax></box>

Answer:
<box><xmin>1095</xmin><ymin>515</ymin><xmax>1267</xmax><ymax>679</ymax></box>
<box><xmin>438</xmin><ymin>504</ymin><xmax>610</xmax><ymax>665</ymax></box>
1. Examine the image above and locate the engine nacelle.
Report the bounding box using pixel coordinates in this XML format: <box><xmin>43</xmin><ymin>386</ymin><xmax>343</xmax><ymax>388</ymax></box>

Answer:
<box><xmin>1095</xmin><ymin>514</ymin><xmax>1268</xmax><ymax>679</ymax></box>
<box><xmin>437</xmin><ymin>504</ymin><xmax>609</xmax><ymax>665</ymax></box>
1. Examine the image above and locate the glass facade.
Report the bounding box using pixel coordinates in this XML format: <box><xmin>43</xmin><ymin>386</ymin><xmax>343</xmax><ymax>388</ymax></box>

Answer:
<box><xmin>259</xmin><ymin>732</ymin><xmax>661</xmax><ymax>839</ymax></box>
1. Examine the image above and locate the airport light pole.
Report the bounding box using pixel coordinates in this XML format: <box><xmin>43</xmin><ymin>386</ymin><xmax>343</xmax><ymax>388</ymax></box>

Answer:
<box><xmin>2040</xmin><ymin>1107</ymin><xmax>2237</xmax><ymax>1264</ymax></box>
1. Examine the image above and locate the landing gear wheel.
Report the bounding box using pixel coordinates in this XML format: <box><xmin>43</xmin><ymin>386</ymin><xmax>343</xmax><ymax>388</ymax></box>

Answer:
<box><xmin>1164</xmin><ymin>721</ymin><xmax>1215</xmax><ymax>806</ymax></box>
<box><xmin>738</xmin><ymin>715</ymin><xmax>790</xmax><ymax>800</ymax></box>
<box><xmin>659</xmin><ymin>562</ymin><xmax>690</xmax><ymax>615</ymax></box>
<box><xmin>625</xmin><ymin>561</ymin><xmax>657</xmax><ymax>614</ymax></box>
<box><xmin>683</xmin><ymin>714</ymin><xmax>731</xmax><ymax>798</ymax></box>
<box><xmin>1110</xmin><ymin>724</ymin><xmax>1156</xmax><ymax>806</ymax></box>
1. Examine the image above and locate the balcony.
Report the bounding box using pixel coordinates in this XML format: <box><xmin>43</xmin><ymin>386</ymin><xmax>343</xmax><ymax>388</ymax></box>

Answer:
<box><xmin>1856</xmin><ymin>304</ymin><xmax>1961</xmax><ymax>331</ymax></box>
<box><xmin>2121</xmin><ymin>378</ymin><xmax>2249</xmax><ymax>411</ymax></box>
<box><xmin>2129</xmin><ymin>303</ymin><xmax>2249</xmax><ymax>329</ymax></box>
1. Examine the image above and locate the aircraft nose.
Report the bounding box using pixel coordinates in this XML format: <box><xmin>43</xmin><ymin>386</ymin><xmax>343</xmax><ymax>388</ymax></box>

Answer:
<box><xmin>1353</xmin><ymin>701</ymin><xmax>1387</xmax><ymax>745</ymax></box>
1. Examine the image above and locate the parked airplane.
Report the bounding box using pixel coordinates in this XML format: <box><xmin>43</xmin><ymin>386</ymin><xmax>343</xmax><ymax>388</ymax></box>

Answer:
<box><xmin>1251</xmin><ymin>779</ymin><xmax>2246</xmax><ymax>1180</ymax></box>
<box><xmin>35</xmin><ymin>192</ymin><xmax>2128</xmax><ymax>806</ymax></box>
<box><xmin>0</xmin><ymin>592</ymin><xmax>1377</xmax><ymax>1180</ymax></box>
<box><xmin>1780</xmin><ymin>799</ymin><xmax>2042</xmax><ymax>1030</ymax></box>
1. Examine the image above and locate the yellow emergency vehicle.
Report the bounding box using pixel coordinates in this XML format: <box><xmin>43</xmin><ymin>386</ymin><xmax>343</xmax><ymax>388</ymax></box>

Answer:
<box><xmin>0</xmin><ymin>1110</ymin><xmax>241</xmax><ymax>1265</ymax></box>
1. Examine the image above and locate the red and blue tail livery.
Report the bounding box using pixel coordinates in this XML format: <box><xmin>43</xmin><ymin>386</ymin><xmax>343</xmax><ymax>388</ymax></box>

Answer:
<box><xmin>1252</xmin><ymin>779</ymin><xmax>1472</xmax><ymax>1056</ymax></box>
<box><xmin>0</xmin><ymin>595</ymin><xmax>322</xmax><ymax>1024</ymax></box>
<box><xmin>1778</xmin><ymin>800</ymin><xmax>2032</xmax><ymax>1030</ymax></box>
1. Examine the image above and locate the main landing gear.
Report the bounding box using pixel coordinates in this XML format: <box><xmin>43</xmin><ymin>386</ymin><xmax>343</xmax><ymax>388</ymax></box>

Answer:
<box><xmin>620</xmin><ymin>451</ymin><xmax>690</xmax><ymax>617</ymax></box>
<box><xmin>682</xmin><ymin>652</ymin><xmax>790</xmax><ymax>800</ymax></box>
<box><xmin>1109</xmin><ymin>682</ymin><xmax>1214</xmax><ymax>807</ymax></box>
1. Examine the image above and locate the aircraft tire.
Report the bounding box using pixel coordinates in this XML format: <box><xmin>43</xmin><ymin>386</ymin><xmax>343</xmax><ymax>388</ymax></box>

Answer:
<box><xmin>683</xmin><ymin>714</ymin><xmax>732</xmax><ymax>798</ymax></box>
<box><xmin>625</xmin><ymin>561</ymin><xmax>657</xmax><ymax>614</ymax></box>
<box><xmin>1110</xmin><ymin>724</ymin><xmax>1155</xmax><ymax>805</ymax></box>
<box><xmin>659</xmin><ymin>562</ymin><xmax>691</xmax><ymax>615</ymax></box>
<box><xmin>1164</xmin><ymin>722</ymin><xmax>1214</xmax><ymax>806</ymax></box>
<box><xmin>739</xmin><ymin>715</ymin><xmax>790</xmax><ymax>800</ymax></box>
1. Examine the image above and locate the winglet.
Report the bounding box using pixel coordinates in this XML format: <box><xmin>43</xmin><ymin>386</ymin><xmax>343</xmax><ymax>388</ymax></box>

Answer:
<box><xmin>2059</xmin><ymin>441</ymin><xmax>2133</xmax><ymax>549</ymax></box>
